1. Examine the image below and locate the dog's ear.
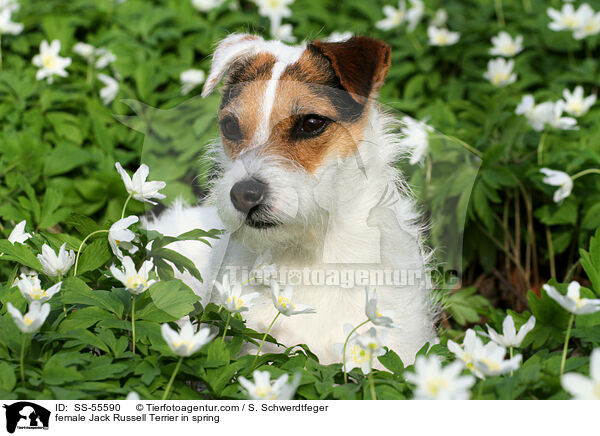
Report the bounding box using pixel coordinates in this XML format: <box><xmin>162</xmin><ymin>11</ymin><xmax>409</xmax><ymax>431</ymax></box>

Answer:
<box><xmin>201</xmin><ymin>33</ymin><xmax>265</xmax><ymax>98</ymax></box>
<box><xmin>310</xmin><ymin>36</ymin><xmax>391</xmax><ymax>104</ymax></box>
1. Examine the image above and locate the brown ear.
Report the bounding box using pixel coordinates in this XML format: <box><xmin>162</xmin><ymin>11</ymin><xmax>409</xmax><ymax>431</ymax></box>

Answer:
<box><xmin>311</xmin><ymin>36</ymin><xmax>391</xmax><ymax>104</ymax></box>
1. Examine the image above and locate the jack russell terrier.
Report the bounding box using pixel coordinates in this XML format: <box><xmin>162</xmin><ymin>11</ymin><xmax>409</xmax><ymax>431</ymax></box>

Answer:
<box><xmin>146</xmin><ymin>34</ymin><xmax>438</xmax><ymax>365</ymax></box>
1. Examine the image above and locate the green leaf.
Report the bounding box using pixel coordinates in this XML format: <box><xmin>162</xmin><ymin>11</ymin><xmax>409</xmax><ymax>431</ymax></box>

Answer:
<box><xmin>0</xmin><ymin>240</ymin><xmax>42</xmax><ymax>270</ymax></box>
<box><xmin>76</xmin><ymin>238</ymin><xmax>112</xmax><ymax>275</ymax></box>
<box><xmin>136</xmin><ymin>280</ymin><xmax>199</xmax><ymax>322</ymax></box>
<box><xmin>0</xmin><ymin>361</ymin><xmax>16</xmax><ymax>392</ymax></box>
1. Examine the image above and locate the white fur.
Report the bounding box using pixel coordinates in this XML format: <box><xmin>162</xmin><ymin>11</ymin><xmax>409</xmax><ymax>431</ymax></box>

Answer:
<box><xmin>147</xmin><ymin>36</ymin><xmax>437</xmax><ymax>366</ymax></box>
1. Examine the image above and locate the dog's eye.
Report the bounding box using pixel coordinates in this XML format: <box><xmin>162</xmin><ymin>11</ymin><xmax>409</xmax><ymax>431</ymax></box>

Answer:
<box><xmin>292</xmin><ymin>114</ymin><xmax>330</xmax><ymax>138</ymax></box>
<box><xmin>220</xmin><ymin>116</ymin><xmax>243</xmax><ymax>141</ymax></box>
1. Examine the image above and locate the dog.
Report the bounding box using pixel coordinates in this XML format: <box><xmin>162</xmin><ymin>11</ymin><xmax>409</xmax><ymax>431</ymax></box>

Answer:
<box><xmin>145</xmin><ymin>34</ymin><xmax>438</xmax><ymax>365</ymax></box>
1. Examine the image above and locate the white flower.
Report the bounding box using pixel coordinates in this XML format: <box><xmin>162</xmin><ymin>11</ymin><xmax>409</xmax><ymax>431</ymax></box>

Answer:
<box><xmin>6</xmin><ymin>301</ymin><xmax>51</xmax><ymax>334</ymax></box>
<box><xmin>270</xmin><ymin>281</ymin><xmax>315</xmax><ymax>316</ymax></box>
<box><xmin>547</xmin><ymin>3</ymin><xmax>589</xmax><ymax>32</ymax></box>
<box><xmin>376</xmin><ymin>1</ymin><xmax>406</xmax><ymax>31</ymax></box>
<box><xmin>32</xmin><ymin>40</ymin><xmax>72</xmax><ymax>84</ymax></box>
<box><xmin>405</xmin><ymin>355</ymin><xmax>475</xmax><ymax>400</ymax></box>
<box><xmin>0</xmin><ymin>0</ymin><xmax>20</xmax><ymax>13</ymax></box>
<box><xmin>490</xmin><ymin>31</ymin><xmax>523</xmax><ymax>57</ymax></box>
<box><xmin>406</xmin><ymin>0</ymin><xmax>424</xmax><ymax>31</ymax></box>
<box><xmin>94</xmin><ymin>47</ymin><xmax>116</xmax><ymax>69</ymax></box>
<box><xmin>180</xmin><ymin>69</ymin><xmax>205</xmax><ymax>95</ymax></box>
<box><xmin>516</xmin><ymin>95</ymin><xmax>548</xmax><ymax>131</ymax></box>
<box><xmin>108</xmin><ymin>216</ymin><xmax>139</xmax><ymax>259</ymax></box>
<box><xmin>191</xmin><ymin>0</ymin><xmax>224</xmax><ymax>12</ymax></box>
<box><xmin>16</xmin><ymin>274</ymin><xmax>62</xmax><ymax>303</ymax></box>
<box><xmin>574</xmin><ymin>6</ymin><xmax>600</xmax><ymax>39</ymax></box>
<box><xmin>161</xmin><ymin>319</ymin><xmax>216</xmax><ymax>357</ymax></box>
<box><xmin>484</xmin><ymin>58</ymin><xmax>517</xmax><ymax>87</ymax></box>
<box><xmin>324</xmin><ymin>31</ymin><xmax>353</xmax><ymax>42</ymax></box>
<box><xmin>73</xmin><ymin>42</ymin><xmax>95</xmax><ymax>60</ymax></box>
<box><xmin>126</xmin><ymin>392</ymin><xmax>140</xmax><ymax>400</ymax></box>
<box><xmin>115</xmin><ymin>162</ymin><xmax>167</xmax><ymax>205</ymax></box>
<box><xmin>254</xmin><ymin>0</ymin><xmax>293</xmax><ymax>29</ymax></box>
<box><xmin>365</xmin><ymin>287</ymin><xmax>401</xmax><ymax>328</ymax></box>
<box><xmin>447</xmin><ymin>328</ymin><xmax>485</xmax><ymax>377</ymax></box>
<box><xmin>98</xmin><ymin>74</ymin><xmax>119</xmax><ymax>105</ymax></box>
<box><xmin>486</xmin><ymin>314</ymin><xmax>536</xmax><ymax>348</ymax></box>
<box><xmin>37</xmin><ymin>243</ymin><xmax>75</xmax><ymax>277</ymax></box>
<box><xmin>271</xmin><ymin>23</ymin><xmax>296</xmax><ymax>43</ymax></box>
<box><xmin>0</xmin><ymin>8</ymin><xmax>22</xmax><ymax>35</ymax></box>
<box><xmin>472</xmin><ymin>341</ymin><xmax>522</xmax><ymax>377</ymax></box>
<box><xmin>214</xmin><ymin>274</ymin><xmax>260</xmax><ymax>313</ymax></box>
<box><xmin>560</xmin><ymin>86</ymin><xmax>596</xmax><ymax>117</ymax></box>
<box><xmin>540</xmin><ymin>168</ymin><xmax>573</xmax><ymax>203</ymax></box>
<box><xmin>399</xmin><ymin>116</ymin><xmax>432</xmax><ymax>165</ymax></box>
<box><xmin>430</xmin><ymin>8</ymin><xmax>447</xmax><ymax>27</ymax></box>
<box><xmin>335</xmin><ymin>325</ymin><xmax>386</xmax><ymax>374</ymax></box>
<box><xmin>547</xmin><ymin>100</ymin><xmax>578</xmax><ymax>130</ymax></box>
<box><xmin>110</xmin><ymin>256</ymin><xmax>155</xmax><ymax>294</ymax></box>
<box><xmin>250</xmin><ymin>252</ymin><xmax>277</xmax><ymax>283</ymax></box>
<box><xmin>8</xmin><ymin>220</ymin><xmax>32</xmax><ymax>245</ymax></box>
<box><xmin>238</xmin><ymin>370</ymin><xmax>299</xmax><ymax>400</ymax></box>
<box><xmin>543</xmin><ymin>281</ymin><xmax>600</xmax><ymax>315</ymax></box>
<box><xmin>562</xmin><ymin>348</ymin><xmax>600</xmax><ymax>399</ymax></box>
<box><xmin>427</xmin><ymin>26</ymin><xmax>460</xmax><ymax>46</ymax></box>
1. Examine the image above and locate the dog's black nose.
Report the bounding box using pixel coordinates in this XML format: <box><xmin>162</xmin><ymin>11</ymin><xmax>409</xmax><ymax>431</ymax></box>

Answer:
<box><xmin>230</xmin><ymin>179</ymin><xmax>267</xmax><ymax>214</ymax></box>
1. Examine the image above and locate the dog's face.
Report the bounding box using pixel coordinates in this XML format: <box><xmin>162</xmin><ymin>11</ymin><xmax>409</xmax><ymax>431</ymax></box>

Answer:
<box><xmin>202</xmin><ymin>34</ymin><xmax>391</xmax><ymax>250</ymax></box>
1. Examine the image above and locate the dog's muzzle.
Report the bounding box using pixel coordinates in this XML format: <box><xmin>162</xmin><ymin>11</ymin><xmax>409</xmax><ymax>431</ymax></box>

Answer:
<box><xmin>230</xmin><ymin>178</ymin><xmax>267</xmax><ymax>214</ymax></box>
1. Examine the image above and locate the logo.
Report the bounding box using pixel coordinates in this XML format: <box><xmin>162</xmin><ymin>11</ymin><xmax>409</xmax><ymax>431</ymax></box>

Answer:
<box><xmin>3</xmin><ymin>402</ymin><xmax>50</xmax><ymax>434</ymax></box>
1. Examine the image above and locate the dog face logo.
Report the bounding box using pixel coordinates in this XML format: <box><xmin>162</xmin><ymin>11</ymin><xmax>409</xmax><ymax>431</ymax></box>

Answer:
<box><xmin>3</xmin><ymin>402</ymin><xmax>50</xmax><ymax>434</ymax></box>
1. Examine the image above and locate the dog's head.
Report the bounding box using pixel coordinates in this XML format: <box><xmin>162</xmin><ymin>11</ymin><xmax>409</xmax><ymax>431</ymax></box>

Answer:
<box><xmin>202</xmin><ymin>34</ymin><xmax>391</xmax><ymax>250</ymax></box>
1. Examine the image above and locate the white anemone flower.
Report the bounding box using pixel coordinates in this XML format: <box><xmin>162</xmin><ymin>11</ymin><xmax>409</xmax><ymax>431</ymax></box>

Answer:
<box><xmin>180</xmin><ymin>69</ymin><xmax>205</xmax><ymax>95</ymax></box>
<box><xmin>540</xmin><ymin>168</ymin><xmax>573</xmax><ymax>203</ymax></box>
<box><xmin>110</xmin><ymin>256</ymin><xmax>156</xmax><ymax>294</ymax></box>
<box><xmin>108</xmin><ymin>216</ymin><xmax>139</xmax><ymax>259</ymax></box>
<box><xmin>562</xmin><ymin>348</ymin><xmax>600</xmax><ymax>399</ymax></box>
<box><xmin>115</xmin><ymin>162</ymin><xmax>167</xmax><ymax>205</ymax></box>
<box><xmin>250</xmin><ymin>253</ymin><xmax>277</xmax><ymax>283</ymax></box>
<box><xmin>484</xmin><ymin>58</ymin><xmax>517</xmax><ymax>87</ymax></box>
<box><xmin>72</xmin><ymin>42</ymin><xmax>95</xmax><ymax>60</ymax></box>
<box><xmin>335</xmin><ymin>325</ymin><xmax>386</xmax><ymax>374</ymax></box>
<box><xmin>490</xmin><ymin>31</ymin><xmax>524</xmax><ymax>57</ymax></box>
<box><xmin>365</xmin><ymin>287</ymin><xmax>401</xmax><ymax>328</ymax></box>
<box><xmin>161</xmin><ymin>320</ymin><xmax>216</xmax><ymax>357</ymax></box>
<box><xmin>0</xmin><ymin>8</ymin><xmax>23</xmax><ymax>35</ymax></box>
<box><xmin>543</xmin><ymin>281</ymin><xmax>600</xmax><ymax>315</ymax></box>
<box><xmin>94</xmin><ymin>47</ymin><xmax>116</xmax><ymax>69</ymax></box>
<box><xmin>516</xmin><ymin>95</ymin><xmax>549</xmax><ymax>131</ymax></box>
<box><xmin>560</xmin><ymin>86</ymin><xmax>596</xmax><ymax>117</ymax></box>
<box><xmin>16</xmin><ymin>274</ymin><xmax>62</xmax><ymax>303</ymax></box>
<box><xmin>270</xmin><ymin>281</ymin><xmax>315</xmax><ymax>316</ymax></box>
<box><xmin>254</xmin><ymin>0</ymin><xmax>293</xmax><ymax>29</ymax></box>
<box><xmin>547</xmin><ymin>100</ymin><xmax>578</xmax><ymax>130</ymax></box>
<box><xmin>191</xmin><ymin>0</ymin><xmax>224</xmax><ymax>12</ymax></box>
<box><xmin>427</xmin><ymin>26</ymin><xmax>460</xmax><ymax>46</ymax></box>
<box><xmin>430</xmin><ymin>9</ymin><xmax>447</xmax><ymax>27</ymax></box>
<box><xmin>32</xmin><ymin>40</ymin><xmax>72</xmax><ymax>84</ymax></box>
<box><xmin>324</xmin><ymin>31</ymin><xmax>353</xmax><ymax>42</ymax></box>
<box><xmin>376</xmin><ymin>1</ymin><xmax>406</xmax><ymax>31</ymax></box>
<box><xmin>98</xmin><ymin>74</ymin><xmax>119</xmax><ymax>105</ymax></box>
<box><xmin>485</xmin><ymin>315</ymin><xmax>536</xmax><ymax>348</ymax></box>
<box><xmin>271</xmin><ymin>23</ymin><xmax>296</xmax><ymax>43</ymax></box>
<box><xmin>238</xmin><ymin>370</ymin><xmax>299</xmax><ymax>400</ymax></box>
<box><xmin>405</xmin><ymin>355</ymin><xmax>475</xmax><ymax>400</ymax></box>
<box><xmin>0</xmin><ymin>0</ymin><xmax>20</xmax><ymax>13</ymax></box>
<box><xmin>447</xmin><ymin>328</ymin><xmax>485</xmax><ymax>377</ymax></box>
<box><xmin>547</xmin><ymin>3</ymin><xmax>589</xmax><ymax>32</ymax></box>
<box><xmin>399</xmin><ymin>116</ymin><xmax>433</xmax><ymax>165</ymax></box>
<box><xmin>472</xmin><ymin>341</ymin><xmax>522</xmax><ymax>377</ymax></box>
<box><xmin>406</xmin><ymin>0</ymin><xmax>424</xmax><ymax>31</ymax></box>
<box><xmin>214</xmin><ymin>274</ymin><xmax>260</xmax><ymax>313</ymax></box>
<box><xmin>6</xmin><ymin>301</ymin><xmax>51</xmax><ymax>334</ymax></box>
<box><xmin>126</xmin><ymin>392</ymin><xmax>140</xmax><ymax>400</ymax></box>
<box><xmin>574</xmin><ymin>6</ymin><xmax>600</xmax><ymax>39</ymax></box>
<box><xmin>37</xmin><ymin>243</ymin><xmax>75</xmax><ymax>277</ymax></box>
<box><xmin>8</xmin><ymin>220</ymin><xmax>32</xmax><ymax>245</ymax></box>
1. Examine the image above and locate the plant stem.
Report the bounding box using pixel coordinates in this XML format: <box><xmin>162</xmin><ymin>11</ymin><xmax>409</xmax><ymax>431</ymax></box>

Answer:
<box><xmin>221</xmin><ymin>313</ymin><xmax>231</xmax><ymax>341</ymax></box>
<box><xmin>252</xmin><ymin>312</ymin><xmax>280</xmax><ymax>369</ymax></box>
<box><xmin>19</xmin><ymin>335</ymin><xmax>26</xmax><ymax>386</ymax></box>
<box><xmin>495</xmin><ymin>0</ymin><xmax>505</xmax><ymax>27</ymax></box>
<box><xmin>0</xmin><ymin>35</ymin><xmax>3</xmax><ymax>72</ymax></box>
<box><xmin>407</xmin><ymin>31</ymin><xmax>423</xmax><ymax>53</ymax></box>
<box><xmin>342</xmin><ymin>319</ymin><xmax>370</xmax><ymax>383</ymax></box>
<box><xmin>571</xmin><ymin>168</ymin><xmax>600</xmax><ymax>181</ymax></box>
<box><xmin>131</xmin><ymin>295</ymin><xmax>136</xmax><ymax>354</ymax></box>
<box><xmin>477</xmin><ymin>381</ymin><xmax>484</xmax><ymax>400</ymax></box>
<box><xmin>522</xmin><ymin>0</ymin><xmax>531</xmax><ymax>13</ymax></box>
<box><xmin>86</xmin><ymin>60</ymin><xmax>93</xmax><ymax>84</ymax></box>
<box><xmin>368</xmin><ymin>354</ymin><xmax>377</xmax><ymax>400</ymax></box>
<box><xmin>537</xmin><ymin>130</ymin><xmax>548</xmax><ymax>165</ymax></box>
<box><xmin>509</xmin><ymin>346</ymin><xmax>514</xmax><ymax>376</ymax></box>
<box><xmin>121</xmin><ymin>193</ymin><xmax>133</xmax><ymax>220</ymax></box>
<box><xmin>560</xmin><ymin>313</ymin><xmax>575</xmax><ymax>377</ymax></box>
<box><xmin>433</xmin><ymin>134</ymin><xmax>483</xmax><ymax>158</ymax></box>
<box><xmin>73</xmin><ymin>229</ymin><xmax>109</xmax><ymax>276</ymax></box>
<box><xmin>546</xmin><ymin>226</ymin><xmax>556</xmax><ymax>280</ymax></box>
<box><xmin>161</xmin><ymin>357</ymin><xmax>183</xmax><ymax>400</ymax></box>
<box><xmin>57</xmin><ymin>272</ymin><xmax>66</xmax><ymax>314</ymax></box>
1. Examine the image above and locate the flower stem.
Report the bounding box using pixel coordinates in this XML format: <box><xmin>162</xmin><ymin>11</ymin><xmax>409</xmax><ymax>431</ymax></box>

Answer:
<box><xmin>477</xmin><ymin>381</ymin><xmax>484</xmax><ymax>400</ymax></box>
<box><xmin>537</xmin><ymin>130</ymin><xmax>548</xmax><ymax>165</ymax></box>
<box><xmin>432</xmin><ymin>134</ymin><xmax>482</xmax><ymax>158</ymax></box>
<box><xmin>368</xmin><ymin>354</ymin><xmax>377</xmax><ymax>400</ymax></box>
<box><xmin>522</xmin><ymin>0</ymin><xmax>531</xmax><ymax>13</ymax></box>
<box><xmin>86</xmin><ymin>59</ymin><xmax>93</xmax><ymax>84</ymax></box>
<box><xmin>494</xmin><ymin>0</ymin><xmax>505</xmax><ymax>27</ymax></box>
<box><xmin>252</xmin><ymin>312</ymin><xmax>281</xmax><ymax>370</ymax></box>
<box><xmin>546</xmin><ymin>226</ymin><xmax>556</xmax><ymax>280</ymax></box>
<box><xmin>509</xmin><ymin>346</ymin><xmax>514</xmax><ymax>376</ymax></box>
<box><xmin>560</xmin><ymin>313</ymin><xmax>575</xmax><ymax>377</ymax></box>
<box><xmin>121</xmin><ymin>193</ymin><xmax>133</xmax><ymax>220</ymax></box>
<box><xmin>221</xmin><ymin>313</ymin><xmax>231</xmax><ymax>341</ymax></box>
<box><xmin>406</xmin><ymin>32</ymin><xmax>423</xmax><ymax>53</ymax></box>
<box><xmin>161</xmin><ymin>356</ymin><xmax>183</xmax><ymax>400</ymax></box>
<box><xmin>57</xmin><ymin>273</ymin><xmax>65</xmax><ymax>314</ymax></box>
<box><xmin>73</xmin><ymin>229</ymin><xmax>109</xmax><ymax>276</ymax></box>
<box><xmin>19</xmin><ymin>335</ymin><xmax>26</xmax><ymax>386</ymax></box>
<box><xmin>571</xmin><ymin>168</ymin><xmax>600</xmax><ymax>181</ymax></box>
<box><xmin>131</xmin><ymin>295</ymin><xmax>136</xmax><ymax>354</ymax></box>
<box><xmin>342</xmin><ymin>319</ymin><xmax>370</xmax><ymax>383</ymax></box>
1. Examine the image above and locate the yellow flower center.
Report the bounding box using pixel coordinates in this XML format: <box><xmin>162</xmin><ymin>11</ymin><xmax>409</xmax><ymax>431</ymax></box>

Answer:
<box><xmin>435</xmin><ymin>34</ymin><xmax>448</xmax><ymax>45</ymax></box>
<box><xmin>277</xmin><ymin>296</ymin><xmax>295</xmax><ymax>310</ymax></box>
<box><xmin>126</xmin><ymin>275</ymin><xmax>148</xmax><ymax>291</ymax></box>
<box><xmin>42</xmin><ymin>54</ymin><xmax>57</xmax><ymax>69</ymax></box>
<box><xmin>267</xmin><ymin>0</ymin><xmax>281</xmax><ymax>8</ymax></box>
<box><xmin>30</xmin><ymin>287</ymin><xmax>47</xmax><ymax>300</ymax></box>
<box><xmin>349</xmin><ymin>344</ymin><xmax>370</xmax><ymax>365</ymax></box>
<box><xmin>426</xmin><ymin>376</ymin><xmax>449</xmax><ymax>396</ymax></box>
<box><xmin>492</xmin><ymin>72</ymin><xmax>510</xmax><ymax>85</ymax></box>
<box><xmin>392</xmin><ymin>11</ymin><xmax>404</xmax><ymax>26</ymax></box>
<box><xmin>585</xmin><ymin>22</ymin><xmax>598</xmax><ymax>32</ymax></box>
<box><xmin>24</xmin><ymin>316</ymin><xmax>33</xmax><ymax>325</ymax></box>
<box><xmin>563</xmin><ymin>16</ymin><xmax>580</xmax><ymax>28</ymax></box>
<box><xmin>255</xmin><ymin>385</ymin><xmax>275</xmax><ymax>399</ymax></box>
<box><xmin>173</xmin><ymin>340</ymin><xmax>193</xmax><ymax>352</ymax></box>
<box><xmin>480</xmin><ymin>357</ymin><xmax>500</xmax><ymax>372</ymax></box>
<box><xmin>226</xmin><ymin>296</ymin><xmax>245</xmax><ymax>310</ymax></box>
<box><xmin>501</xmin><ymin>42</ymin><xmax>516</xmax><ymax>55</ymax></box>
<box><xmin>567</xmin><ymin>101</ymin><xmax>584</xmax><ymax>116</ymax></box>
